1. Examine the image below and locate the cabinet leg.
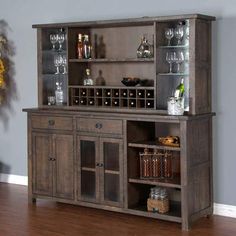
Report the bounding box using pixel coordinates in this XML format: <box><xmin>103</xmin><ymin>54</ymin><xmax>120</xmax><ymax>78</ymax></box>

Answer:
<box><xmin>182</xmin><ymin>221</ymin><xmax>191</xmax><ymax>231</ymax></box>
<box><xmin>29</xmin><ymin>196</ymin><xmax>36</xmax><ymax>204</ymax></box>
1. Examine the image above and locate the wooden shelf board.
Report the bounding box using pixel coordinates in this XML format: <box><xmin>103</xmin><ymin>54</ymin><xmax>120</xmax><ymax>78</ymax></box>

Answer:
<box><xmin>81</xmin><ymin>167</ymin><xmax>95</xmax><ymax>172</ymax></box>
<box><xmin>128</xmin><ymin>141</ymin><xmax>181</xmax><ymax>151</ymax></box>
<box><xmin>105</xmin><ymin>170</ymin><xmax>120</xmax><ymax>175</ymax></box>
<box><xmin>129</xmin><ymin>177</ymin><xmax>181</xmax><ymax>189</ymax></box>
<box><xmin>128</xmin><ymin>201</ymin><xmax>181</xmax><ymax>223</ymax></box>
<box><xmin>69</xmin><ymin>58</ymin><xmax>154</xmax><ymax>63</ymax></box>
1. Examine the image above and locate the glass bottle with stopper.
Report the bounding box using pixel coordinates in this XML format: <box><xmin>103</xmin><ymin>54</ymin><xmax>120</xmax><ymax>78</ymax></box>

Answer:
<box><xmin>77</xmin><ymin>33</ymin><xmax>83</xmax><ymax>59</ymax></box>
<box><xmin>137</xmin><ymin>35</ymin><xmax>153</xmax><ymax>58</ymax></box>
<box><xmin>83</xmin><ymin>68</ymin><xmax>94</xmax><ymax>86</ymax></box>
<box><xmin>55</xmin><ymin>82</ymin><xmax>63</xmax><ymax>105</ymax></box>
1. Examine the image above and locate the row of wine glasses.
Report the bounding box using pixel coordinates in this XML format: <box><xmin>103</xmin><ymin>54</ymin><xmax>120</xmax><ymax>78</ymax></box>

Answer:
<box><xmin>50</xmin><ymin>29</ymin><xmax>66</xmax><ymax>51</ymax></box>
<box><xmin>166</xmin><ymin>51</ymin><xmax>185</xmax><ymax>73</ymax></box>
<box><xmin>54</xmin><ymin>55</ymin><xmax>67</xmax><ymax>74</ymax></box>
<box><xmin>165</xmin><ymin>25</ymin><xmax>186</xmax><ymax>46</ymax></box>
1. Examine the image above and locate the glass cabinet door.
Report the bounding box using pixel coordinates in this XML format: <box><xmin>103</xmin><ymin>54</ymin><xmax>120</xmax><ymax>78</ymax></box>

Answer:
<box><xmin>100</xmin><ymin>138</ymin><xmax>123</xmax><ymax>207</ymax></box>
<box><xmin>77</xmin><ymin>136</ymin><xmax>99</xmax><ymax>203</ymax></box>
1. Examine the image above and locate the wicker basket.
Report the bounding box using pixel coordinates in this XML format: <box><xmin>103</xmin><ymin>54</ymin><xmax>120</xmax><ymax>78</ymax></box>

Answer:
<box><xmin>147</xmin><ymin>198</ymin><xmax>169</xmax><ymax>214</ymax></box>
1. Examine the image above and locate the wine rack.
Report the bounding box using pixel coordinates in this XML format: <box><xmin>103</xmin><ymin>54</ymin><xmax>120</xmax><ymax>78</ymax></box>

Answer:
<box><xmin>69</xmin><ymin>86</ymin><xmax>155</xmax><ymax>109</ymax></box>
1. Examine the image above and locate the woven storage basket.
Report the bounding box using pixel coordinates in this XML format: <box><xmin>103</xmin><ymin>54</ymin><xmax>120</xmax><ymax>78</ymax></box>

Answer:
<box><xmin>147</xmin><ymin>198</ymin><xmax>169</xmax><ymax>214</ymax></box>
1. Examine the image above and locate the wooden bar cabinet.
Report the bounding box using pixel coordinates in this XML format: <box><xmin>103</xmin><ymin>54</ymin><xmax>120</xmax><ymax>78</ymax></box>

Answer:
<box><xmin>24</xmin><ymin>13</ymin><xmax>215</xmax><ymax>230</ymax></box>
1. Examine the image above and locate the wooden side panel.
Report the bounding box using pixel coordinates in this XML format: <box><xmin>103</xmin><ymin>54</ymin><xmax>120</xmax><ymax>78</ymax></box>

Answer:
<box><xmin>189</xmin><ymin>19</ymin><xmax>212</xmax><ymax>114</ymax></box>
<box><xmin>53</xmin><ymin>134</ymin><xmax>74</xmax><ymax>200</ymax></box>
<box><xmin>186</xmin><ymin>118</ymin><xmax>212</xmax><ymax>219</ymax></box>
<box><xmin>32</xmin><ymin>132</ymin><xmax>52</xmax><ymax>196</ymax></box>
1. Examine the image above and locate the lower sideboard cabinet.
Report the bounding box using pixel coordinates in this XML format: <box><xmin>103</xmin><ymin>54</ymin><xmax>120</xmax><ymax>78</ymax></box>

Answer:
<box><xmin>25</xmin><ymin>109</ymin><xmax>214</xmax><ymax>230</ymax></box>
<box><xmin>31</xmin><ymin>131</ymin><xmax>74</xmax><ymax>200</ymax></box>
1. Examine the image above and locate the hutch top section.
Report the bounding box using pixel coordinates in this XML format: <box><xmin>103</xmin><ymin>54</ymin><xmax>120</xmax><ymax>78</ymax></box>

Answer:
<box><xmin>33</xmin><ymin>14</ymin><xmax>215</xmax><ymax>115</ymax></box>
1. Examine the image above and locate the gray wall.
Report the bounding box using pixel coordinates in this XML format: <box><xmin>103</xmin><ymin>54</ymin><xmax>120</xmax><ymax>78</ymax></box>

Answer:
<box><xmin>0</xmin><ymin>0</ymin><xmax>235</xmax><ymax>206</ymax></box>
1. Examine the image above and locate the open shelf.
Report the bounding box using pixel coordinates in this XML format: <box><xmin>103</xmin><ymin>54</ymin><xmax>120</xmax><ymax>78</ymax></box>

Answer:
<box><xmin>158</xmin><ymin>45</ymin><xmax>189</xmax><ymax>49</ymax></box>
<box><xmin>128</xmin><ymin>140</ymin><xmax>180</xmax><ymax>151</ymax></box>
<box><xmin>69</xmin><ymin>58</ymin><xmax>154</xmax><ymax>63</ymax></box>
<box><xmin>129</xmin><ymin>177</ymin><xmax>181</xmax><ymax>189</ymax></box>
<box><xmin>158</xmin><ymin>73</ymin><xmax>189</xmax><ymax>76</ymax></box>
<box><xmin>128</xmin><ymin>201</ymin><xmax>181</xmax><ymax>223</ymax></box>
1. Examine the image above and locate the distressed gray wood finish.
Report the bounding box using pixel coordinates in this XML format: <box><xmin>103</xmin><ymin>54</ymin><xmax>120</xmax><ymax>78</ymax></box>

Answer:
<box><xmin>25</xmin><ymin>13</ymin><xmax>215</xmax><ymax>231</ymax></box>
<box><xmin>24</xmin><ymin>108</ymin><xmax>214</xmax><ymax>230</ymax></box>
<box><xmin>35</xmin><ymin>14</ymin><xmax>215</xmax><ymax>115</ymax></box>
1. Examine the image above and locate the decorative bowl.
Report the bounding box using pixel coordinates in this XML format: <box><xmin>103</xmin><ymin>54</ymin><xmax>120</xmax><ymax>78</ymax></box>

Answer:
<box><xmin>121</xmin><ymin>77</ymin><xmax>140</xmax><ymax>87</ymax></box>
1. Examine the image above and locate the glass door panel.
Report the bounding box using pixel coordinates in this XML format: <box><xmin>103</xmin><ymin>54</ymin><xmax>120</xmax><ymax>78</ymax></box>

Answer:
<box><xmin>81</xmin><ymin>170</ymin><xmax>96</xmax><ymax>199</ymax></box>
<box><xmin>81</xmin><ymin>140</ymin><xmax>96</xmax><ymax>169</ymax></box>
<box><xmin>78</xmin><ymin>136</ymin><xmax>99</xmax><ymax>203</ymax></box>
<box><xmin>100</xmin><ymin>138</ymin><xmax>123</xmax><ymax>207</ymax></box>
<box><xmin>104</xmin><ymin>142</ymin><xmax>119</xmax><ymax>171</ymax></box>
<box><xmin>104</xmin><ymin>173</ymin><xmax>120</xmax><ymax>202</ymax></box>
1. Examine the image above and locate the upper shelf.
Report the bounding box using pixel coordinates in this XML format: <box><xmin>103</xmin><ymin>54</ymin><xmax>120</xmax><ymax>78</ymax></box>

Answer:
<box><xmin>69</xmin><ymin>58</ymin><xmax>154</xmax><ymax>63</ymax></box>
<box><xmin>158</xmin><ymin>45</ymin><xmax>189</xmax><ymax>49</ymax></box>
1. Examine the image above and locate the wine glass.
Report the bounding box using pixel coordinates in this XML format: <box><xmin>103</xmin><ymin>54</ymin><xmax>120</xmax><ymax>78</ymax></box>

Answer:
<box><xmin>166</xmin><ymin>51</ymin><xmax>175</xmax><ymax>73</ymax></box>
<box><xmin>57</xmin><ymin>32</ymin><xmax>65</xmax><ymax>52</ymax></box>
<box><xmin>61</xmin><ymin>55</ymin><xmax>67</xmax><ymax>74</ymax></box>
<box><xmin>174</xmin><ymin>26</ymin><xmax>184</xmax><ymax>45</ymax></box>
<box><xmin>175</xmin><ymin>51</ymin><xmax>185</xmax><ymax>73</ymax></box>
<box><xmin>54</xmin><ymin>55</ymin><xmax>62</xmax><ymax>74</ymax></box>
<box><xmin>165</xmin><ymin>28</ymin><xmax>174</xmax><ymax>46</ymax></box>
<box><xmin>50</xmin><ymin>34</ymin><xmax>58</xmax><ymax>51</ymax></box>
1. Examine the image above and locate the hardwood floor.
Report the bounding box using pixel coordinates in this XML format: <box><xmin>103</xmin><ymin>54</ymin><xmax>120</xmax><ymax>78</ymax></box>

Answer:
<box><xmin>0</xmin><ymin>183</ymin><xmax>235</xmax><ymax>236</ymax></box>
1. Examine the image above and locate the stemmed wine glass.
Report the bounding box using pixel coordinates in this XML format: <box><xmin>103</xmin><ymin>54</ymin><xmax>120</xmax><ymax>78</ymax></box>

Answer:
<box><xmin>54</xmin><ymin>55</ymin><xmax>62</xmax><ymax>74</ymax></box>
<box><xmin>61</xmin><ymin>55</ymin><xmax>67</xmax><ymax>74</ymax></box>
<box><xmin>166</xmin><ymin>51</ymin><xmax>176</xmax><ymax>73</ymax></box>
<box><xmin>175</xmin><ymin>51</ymin><xmax>185</xmax><ymax>73</ymax></box>
<box><xmin>165</xmin><ymin>28</ymin><xmax>174</xmax><ymax>46</ymax></box>
<box><xmin>57</xmin><ymin>30</ymin><xmax>65</xmax><ymax>52</ymax></box>
<box><xmin>50</xmin><ymin>34</ymin><xmax>58</xmax><ymax>51</ymax></box>
<box><xmin>174</xmin><ymin>26</ymin><xmax>184</xmax><ymax>45</ymax></box>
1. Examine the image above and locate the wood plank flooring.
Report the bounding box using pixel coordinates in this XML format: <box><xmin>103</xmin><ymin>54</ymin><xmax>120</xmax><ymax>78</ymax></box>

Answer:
<box><xmin>0</xmin><ymin>183</ymin><xmax>235</xmax><ymax>236</ymax></box>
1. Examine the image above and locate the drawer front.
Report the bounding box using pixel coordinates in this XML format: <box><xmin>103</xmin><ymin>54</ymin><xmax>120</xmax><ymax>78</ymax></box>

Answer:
<box><xmin>31</xmin><ymin>115</ymin><xmax>73</xmax><ymax>131</ymax></box>
<box><xmin>77</xmin><ymin>118</ymin><xmax>123</xmax><ymax>135</ymax></box>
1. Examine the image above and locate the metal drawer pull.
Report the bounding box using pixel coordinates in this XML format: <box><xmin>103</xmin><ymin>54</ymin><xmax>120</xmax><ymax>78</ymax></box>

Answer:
<box><xmin>49</xmin><ymin>157</ymin><xmax>56</xmax><ymax>161</ymax></box>
<box><xmin>48</xmin><ymin>120</ymin><xmax>55</xmax><ymax>126</ymax></box>
<box><xmin>95</xmin><ymin>123</ymin><xmax>102</xmax><ymax>129</ymax></box>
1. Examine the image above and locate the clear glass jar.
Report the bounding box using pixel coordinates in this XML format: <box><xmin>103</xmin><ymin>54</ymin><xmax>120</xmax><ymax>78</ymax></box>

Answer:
<box><xmin>137</xmin><ymin>36</ymin><xmax>153</xmax><ymax>58</ymax></box>
<box><xmin>167</xmin><ymin>96</ymin><xmax>184</xmax><ymax>115</ymax></box>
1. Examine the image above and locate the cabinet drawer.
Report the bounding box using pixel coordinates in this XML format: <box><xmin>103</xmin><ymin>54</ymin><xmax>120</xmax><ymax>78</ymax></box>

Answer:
<box><xmin>77</xmin><ymin>118</ymin><xmax>122</xmax><ymax>135</ymax></box>
<box><xmin>31</xmin><ymin>115</ymin><xmax>73</xmax><ymax>131</ymax></box>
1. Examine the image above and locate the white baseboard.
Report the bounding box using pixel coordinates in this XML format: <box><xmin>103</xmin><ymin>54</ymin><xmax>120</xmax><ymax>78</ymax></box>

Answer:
<box><xmin>0</xmin><ymin>173</ymin><xmax>28</xmax><ymax>186</ymax></box>
<box><xmin>0</xmin><ymin>174</ymin><xmax>235</xmax><ymax>218</ymax></box>
<box><xmin>213</xmin><ymin>203</ymin><xmax>236</xmax><ymax>218</ymax></box>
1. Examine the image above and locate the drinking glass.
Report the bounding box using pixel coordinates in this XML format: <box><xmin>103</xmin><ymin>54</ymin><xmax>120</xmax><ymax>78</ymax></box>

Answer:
<box><xmin>175</xmin><ymin>51</ymin><xmax>185</xmax><ymax>73</ymax></box>
<box><xmin>165</xmin><ymin>28</ymin><xmax>174</xmax><ymax>46</ymax></box>
<box><xmin>50</xmin><ymin>34</ymin><xmax>58</xmax><ymax>51</ymax></box>
<box><xmin>58</xmin><ymin>32</ymin><xmax>65</xmax><ymax>51</ymax></box>
<box><xmin>166</xmin><ymin>51</ymin><xmax>175</xmax><ymax>73</ymax></box>
<box><xmin>54</xmin><ymin>55</ymin><xmax>62</xmax><ymax>74</ymax></box>
<box><xmin>174</xmin><ymin>26</ymin><xmax>184</xmax><ymax>45</ymax></box>
<box><xmin>61</xmin><ymin>55</ymin><xmax>67</xmax><ymax>74</ymax></box>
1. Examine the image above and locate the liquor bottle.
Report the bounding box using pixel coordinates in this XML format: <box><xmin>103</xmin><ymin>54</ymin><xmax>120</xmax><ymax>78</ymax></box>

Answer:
<box><xmin>55</xmin><ymin>82</ymin><xmax>63</xmax><ymax>105</ymax></box>
<box><xmin>89</xmin><ymin>98</ymin><xmax>94</xmax><ymax>105</ymax></box>
<box><xmin>174</xmin><ymin>78</ymin><xmax>185</xmax><ymax>98</ymax></box>
<box><xmin>80</xmin><ymin>98</ymin><xmax>87</xmax><ymax>105</ymax></box>
<box><xmin>83</xmin><ymin>69</ymin><xmax>94</xmax><ymax>86</ymax></box>
<box><xmin>122</xmin><ymin>91</ymin><xmax>127</xmax><ymax>97</ymax></box>
<box><xmin>106</xmin><ymin>90</ymin><xmax>111</xmax><ymax>97</ymax></box>
<box><xmin>104</xmin><ymin>99</ymin><xmax>110</xmax><ymax>106</ymax></box>
<box><xmin>77</xmin><ymin>34</ymin><xmax>83</xmax><ymax>59</ymax></box>
<box><xmin>137</xmin><ymin>91</ymin><xmax>144</xmax><ymax>98</ymax></box>
<box><xmin>83</xmin><ymin>34</ymin><xmax>92</xmax><ymax>59</ymax></box>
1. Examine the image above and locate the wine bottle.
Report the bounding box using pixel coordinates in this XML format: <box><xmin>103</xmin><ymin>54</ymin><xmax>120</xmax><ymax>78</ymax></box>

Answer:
<box><xmin>77</xmin><ymin>34</ymin><xmax>83</xmax><ymax>59</ymax></box>
<box><xmin>174</xmin><ymin>78</ymin><xmax>185</xmax><ymax>98</ymax></box>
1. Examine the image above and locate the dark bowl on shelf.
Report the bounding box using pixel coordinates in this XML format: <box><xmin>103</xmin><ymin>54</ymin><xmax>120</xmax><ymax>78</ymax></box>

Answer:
<box><xmin>121</xmin><ymin>77</ymin><xmax>140</xmax><ymax>87</ymax></box>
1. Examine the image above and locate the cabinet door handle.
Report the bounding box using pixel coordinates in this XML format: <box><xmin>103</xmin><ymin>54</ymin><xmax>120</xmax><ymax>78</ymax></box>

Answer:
<box><xmin>95</xmin><ymin>123</ymin><xmax>102</xmax><ymax>129</ymax></box>
<box><xmin>48</xmin><ymin>120</ymin><xmax>55</xmax><ymax>126</ymax></box>
<box><xmin>96</xmin><ymin>163</ymin><xmax>100</xmax><ymax>167</ymax></box>
<box><xmin>99</xmin><ymin>163</ymin><xmax>104</xmax><ymax>167</ymax></box>
<box><xmin>49</xmin><ymin>157</ymin><xmax>56</xmax><ymax>161</ymax></box>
